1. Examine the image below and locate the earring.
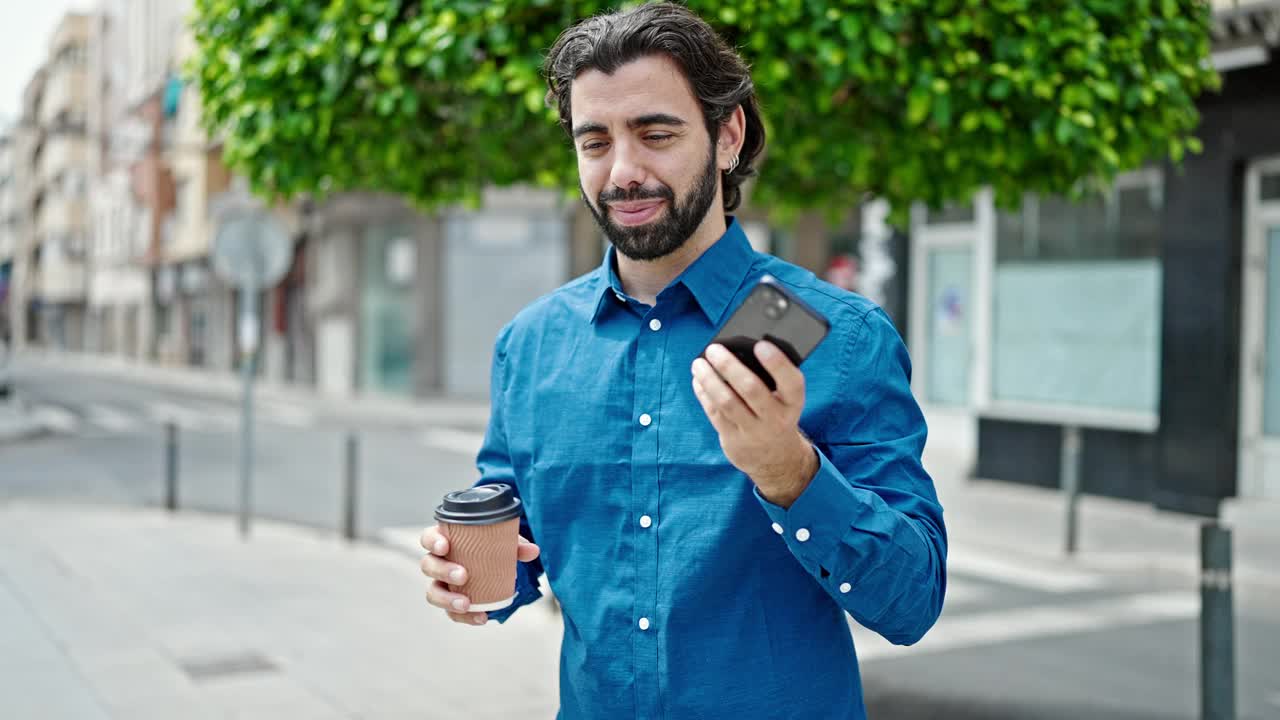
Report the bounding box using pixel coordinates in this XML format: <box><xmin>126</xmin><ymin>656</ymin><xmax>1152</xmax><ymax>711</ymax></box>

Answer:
<box><xmin>727</xmin><ymin>154</ymin><xmax>739</xmax><ymax>173</ymax></box>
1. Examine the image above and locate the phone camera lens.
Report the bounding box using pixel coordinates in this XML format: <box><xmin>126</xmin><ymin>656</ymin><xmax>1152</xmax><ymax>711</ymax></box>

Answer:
<box><xmin>764</xmin><ymin>304</ymin><xmax>782</xmax><ymax>320</ymax></box>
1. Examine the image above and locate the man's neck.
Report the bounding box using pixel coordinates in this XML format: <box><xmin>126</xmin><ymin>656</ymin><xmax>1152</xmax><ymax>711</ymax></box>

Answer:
<box><xmin>615</xmin><ymin>211</ymin><xmax>727</xmax><ymax>306</ymax></box>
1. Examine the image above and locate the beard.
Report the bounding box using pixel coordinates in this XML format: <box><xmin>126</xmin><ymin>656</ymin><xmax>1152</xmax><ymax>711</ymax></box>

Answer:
<box><xmin>582</xmin><ymin>144</ymin><xmax>719</xmax><ymax>262</ymax></box>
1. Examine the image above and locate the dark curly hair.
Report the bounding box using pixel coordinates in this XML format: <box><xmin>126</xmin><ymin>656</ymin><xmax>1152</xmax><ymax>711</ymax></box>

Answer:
<box><xmin>543</xmin><ymin>2</ymin><xmax>766</xmax><ymax>212</ymax></box>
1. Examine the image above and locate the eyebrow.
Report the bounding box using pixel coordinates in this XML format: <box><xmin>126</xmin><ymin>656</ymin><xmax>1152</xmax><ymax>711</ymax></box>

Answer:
<box><xmin>571</xmin><ymin>113</ymin><xmax>688</xmax><ymax>139</ymax></box>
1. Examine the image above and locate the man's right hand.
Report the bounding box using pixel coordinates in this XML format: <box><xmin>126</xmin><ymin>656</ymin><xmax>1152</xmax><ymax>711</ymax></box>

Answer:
<box><xmin>419</xmin><ymin>524</ymin><xmax>541</xmax><ymax>625</ymax></box>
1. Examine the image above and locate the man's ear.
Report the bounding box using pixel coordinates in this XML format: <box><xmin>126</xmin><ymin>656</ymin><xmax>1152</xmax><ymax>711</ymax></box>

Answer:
<box><xmin>717</xmin><ymin>104</ymin><xmax>747</xmax><ymax>171</ymax></box>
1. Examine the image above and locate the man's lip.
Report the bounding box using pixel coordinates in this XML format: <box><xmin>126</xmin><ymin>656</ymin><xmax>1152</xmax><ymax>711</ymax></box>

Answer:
<box><xmin>610</xmin><ymin>200</ymin><xmax>664</xmax><ymax>213</ymax></box>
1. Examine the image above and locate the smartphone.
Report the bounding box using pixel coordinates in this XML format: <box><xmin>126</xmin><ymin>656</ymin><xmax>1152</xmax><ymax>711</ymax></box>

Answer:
<box><xmin>702</xmin><ymin>275</ymin><xmax>831</xmax><ymax>391</ymax></box>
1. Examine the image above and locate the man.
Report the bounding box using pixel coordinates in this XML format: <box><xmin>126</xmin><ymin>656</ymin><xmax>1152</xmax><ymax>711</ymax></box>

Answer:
<box><xmin>420</xmin><ymin>3</ymin><xmax>947</xmax><ymax>717</ymax></box>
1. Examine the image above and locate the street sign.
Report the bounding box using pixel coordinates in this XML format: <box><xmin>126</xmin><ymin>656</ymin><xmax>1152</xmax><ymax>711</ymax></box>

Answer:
<box><xmin>212</xmin><ymin>210</ymin><xmax>293</xmax><ymax>291</ymax></box>
<box><xmin>208</xmin><ymin>190</ymin><xmax>296</xmax><ymax>540</ymax></box>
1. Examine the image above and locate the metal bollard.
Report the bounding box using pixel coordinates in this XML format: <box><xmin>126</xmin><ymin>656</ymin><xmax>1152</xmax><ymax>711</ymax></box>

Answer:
<box><xmin>1200</xmin><ymin>522</ymin><xmax>1235</xmax><ymax>720</ymax></box>
<box><xmin>343</xmin><ymin>432</ymin><xmax>359</xmax><ymax>542</ymax></box>
<box><xmin>1060</xmin><ymin>425</ymin><xmax>1082</xmax><ymax>555</ymax></box>
<box><xmin>165</xmin><ymin>421</ymin><xmax>178</xmax><ymax>511</ymax></box>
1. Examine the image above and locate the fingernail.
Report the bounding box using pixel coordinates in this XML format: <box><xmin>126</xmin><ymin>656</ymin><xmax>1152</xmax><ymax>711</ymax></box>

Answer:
<box><xmin>756</xmin><ymin>342</ymin><xmax>778</xmax><ymax>359</ymax></box>
<box><xmin>706</xmin><ymin>344</ymin><xmax>725</xmax><ymax>360</ymax></box>
<box><xmin>434</xmin><ymin>540</ymin><xmax>446</xmax><ymax>554</ymax></box>
<box><xmin>452</xmin><ymin>598</ymin><xmax>468</xmax><ymax>611</ymax></box>
<box><xmin>449</xmin><ymin>568</ymin><xmax>465</xmax><ymax>583</ymax></box>
<box><xmin>473</xmin><ymin>615</ymin><xmax>486</xmax><ymax>625</ymax></box>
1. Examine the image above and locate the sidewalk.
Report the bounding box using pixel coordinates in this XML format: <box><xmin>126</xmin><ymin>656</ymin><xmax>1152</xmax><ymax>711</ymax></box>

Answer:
<box><xmin>0</xmin><ymin>502</ymin><xmax>560</xmax><ymax>720</ymax></box>
<box><xmin>0</xmin><ymin>396</ymin><xmax>47</xmax><ymax>444</ymax></box>
<box><xmin>923</xmin><ymin>443</ymin><xmax>1280</xmax><ymax>593</ymax></box>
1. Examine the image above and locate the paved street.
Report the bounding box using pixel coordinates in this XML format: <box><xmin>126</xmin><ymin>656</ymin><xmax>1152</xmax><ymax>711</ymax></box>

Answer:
<box><xmin>3</xmin><ymin>357</ymin><xmax>1280</xmax><ymax>719</ymax></box>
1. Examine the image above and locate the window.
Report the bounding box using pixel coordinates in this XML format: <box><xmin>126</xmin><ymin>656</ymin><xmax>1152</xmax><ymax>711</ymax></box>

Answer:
<box><xmin>990</xmin><ymin>170</ymin><xmax>1164</xmax><ymax>415</ymax></box>
<box><xmin>924</xmin><ymin>202</ymin><xmax>976</xmax><ymax>225</ymax></box>
<box><xmin>997</xmin><ymin>175</ymin><xmax>1162</xmax><ymax>262</ymax></box>
<box><xmin>1261</xmin><ymin>171</ymin><xmax>1280</xmax><ymax>202</ymax></box>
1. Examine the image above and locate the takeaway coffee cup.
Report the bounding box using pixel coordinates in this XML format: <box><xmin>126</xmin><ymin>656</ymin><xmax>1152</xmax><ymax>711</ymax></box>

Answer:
<box><xmin>434</xmin><ymin>484</ymin><xmax>523</xmax><ymax>611</ymax></box>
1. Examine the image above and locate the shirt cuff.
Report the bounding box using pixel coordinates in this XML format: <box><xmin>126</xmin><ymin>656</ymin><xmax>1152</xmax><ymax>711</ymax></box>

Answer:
<box><xmin>753</xmin><ymin>447</ymin><xmax>869</xmax><ymax>570</ymax></box>
<box><xmin>485</xmin><ymin>560</ymin><xmax>544</xmax><ymax>624</ymax></box>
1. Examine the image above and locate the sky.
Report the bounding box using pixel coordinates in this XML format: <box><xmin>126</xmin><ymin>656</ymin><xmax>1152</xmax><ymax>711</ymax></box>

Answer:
<box><xmin>0</xmin><ymin>1</ymin><xmax>95</xmax><ymax>127</ymax></box>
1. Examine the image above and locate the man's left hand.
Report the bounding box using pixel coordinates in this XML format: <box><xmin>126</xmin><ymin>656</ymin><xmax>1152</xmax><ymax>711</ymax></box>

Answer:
<box><xmin>691</xmin><ymin>341</ymin><xmax>819</xmax><ymax>508</ymax></box>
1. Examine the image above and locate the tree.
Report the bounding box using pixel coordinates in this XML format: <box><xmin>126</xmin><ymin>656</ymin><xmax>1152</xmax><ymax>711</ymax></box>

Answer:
<box><xmin>190</xmin><ymin>0</ymin><xmax>1219</xmax><ymax>224</ymax></box>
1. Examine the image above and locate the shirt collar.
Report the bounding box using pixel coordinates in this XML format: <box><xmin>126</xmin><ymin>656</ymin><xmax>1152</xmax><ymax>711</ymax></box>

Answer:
<box><xmin>590</xmin><ymin>217</ymin><xmax>756</xmax><ymax>325</ymax></box>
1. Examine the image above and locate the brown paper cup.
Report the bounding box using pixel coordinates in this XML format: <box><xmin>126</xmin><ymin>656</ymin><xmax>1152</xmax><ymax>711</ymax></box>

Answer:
<box><xmin>440</xmin><ymin>517</ymin><xmax>520</xmax><ymax>610</ymax></box>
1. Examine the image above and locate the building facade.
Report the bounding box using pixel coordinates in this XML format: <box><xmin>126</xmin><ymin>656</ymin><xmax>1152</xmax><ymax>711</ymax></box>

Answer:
<box><xmin>904</xmin><ymin>1</ymin><xmax>1280</xmax><ymax>513</ymax></box>
<box><xmin>0</xmin><ymin>125</ymin><xmax>18</xmax><ymax>341</ymax></box>
<box><xmin>24</xmin><ymin>14</ymin><xmax>94</xmax><ymax>351</ymax></box>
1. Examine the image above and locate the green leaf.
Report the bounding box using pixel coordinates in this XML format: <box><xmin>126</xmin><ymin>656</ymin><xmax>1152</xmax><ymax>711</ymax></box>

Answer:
<box><xmin>931</xmin><ymin>92</ymin><xmax>952</xmax><ymax>128</ymax></box>
<box><xmin>870</xmin><ymin>27</ymin><xmax>894</xmax><ymax>55</ymax></box>
<box><xmin>907</xmin><ymin>86</ymin><xmax>932</xmax><ymax>125</ymax></box>
<box><xmin>524</xmin><ymin>87</ymin><xmax>544</xmax><ymax>114</ymax></box>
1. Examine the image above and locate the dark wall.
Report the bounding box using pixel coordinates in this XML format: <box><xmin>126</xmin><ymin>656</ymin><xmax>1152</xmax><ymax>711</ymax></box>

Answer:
<box><xmin>976</xmin><ymin>419</ymin><xmax>1157</xmax><ymax>502</ymax></box>
<box><xmin>1156</xmin><ymin>58</ymin><xmax>1280</xmax><ymax>515</ymax></box>
<box><xmin>977</xmin><ymin>58</ymin><xmax>1280</xmax><ymax>516</ymax></box>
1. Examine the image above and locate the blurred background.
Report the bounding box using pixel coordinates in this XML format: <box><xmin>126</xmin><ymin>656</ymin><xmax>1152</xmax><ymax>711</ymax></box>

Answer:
<box><xmin>0</xmin><ymin>1</ymin><xmax>1278</xmax><ymax>718</ymax></box>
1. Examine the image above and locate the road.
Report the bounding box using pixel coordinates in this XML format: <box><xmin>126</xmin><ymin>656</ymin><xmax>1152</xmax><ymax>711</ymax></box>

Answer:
<box><xmin>4</xmin><ymin>361</ymin><xmax>1280</xmax><ymax>719</ymax></box>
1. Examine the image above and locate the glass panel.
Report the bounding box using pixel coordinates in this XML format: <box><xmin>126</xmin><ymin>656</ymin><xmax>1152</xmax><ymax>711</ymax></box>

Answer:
<box><xmin>926</xmin><ymin>248</ymin><xmax>972</xmax><ymax>406</ymax></box>
<box><xmin>1260</xmin><ymin>172</ymin><xmax>1280</xmax><ymax>203</ymax></box>
<box><xmin>992</xmin><ymin>261</ymin><xmax>1161</xmax><ymax>412</ymax></box>
<box><xmin>1264</xmin><ymin>227</ymin><xmax>1280</xmax><ymax>436</ymax></box>
<box><xmin>360</xmin><ymin>223</ymin><xmax>415</xmax><ymax>396</ymax></box>
<box><xmin>1114</xmin><ymin>184</ymin><xmax>1163</xmax><ymax>258</ymax></box>
<box><xmin>925</xmin><ymin>203</ymin><xmax>975</xmax><ymax>225</ymax></box>
<box><xmin>994</xmin><ymin>176</ymin><xmax>1162</xmax><ymax>262</ymax></box>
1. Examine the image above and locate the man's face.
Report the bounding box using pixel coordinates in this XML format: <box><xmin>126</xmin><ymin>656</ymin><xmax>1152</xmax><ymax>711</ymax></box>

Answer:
<box><xmin>569</xmin><ymin>55</ymin><xmax>720</xmax><ymax>262</ymax></box>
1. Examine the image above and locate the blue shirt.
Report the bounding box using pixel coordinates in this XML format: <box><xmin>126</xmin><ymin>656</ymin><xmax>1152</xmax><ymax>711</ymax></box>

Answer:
<box><xmin>475</xmin><ymin>218</ymin><xmax>947</xmax><ymax>719</ymax></box>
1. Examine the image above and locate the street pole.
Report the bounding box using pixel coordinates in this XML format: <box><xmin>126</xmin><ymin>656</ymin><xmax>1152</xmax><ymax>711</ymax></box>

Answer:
<box><xmin>1200</xmin><ymin>522</ymin><xmax>1235</xmax><ymax>720</ymax></box>
<box><xmin>343</xmin><ymin>432</ymin><xmax>359</xmax><ymax>542</ymax></box>
<box><xmin>237</xmin><ymin>282</ymin><xmax>258</xmax><ymax>540</ymax></box>
<box><xmin>164</xmin><ymin>421</ymin><xmax>178</xmax><ymax>511</ymax></box>
<box><xmin>1060</xmin><ymin>425</ymin><xmax>1082</xmax><ymax>555</ymax></box>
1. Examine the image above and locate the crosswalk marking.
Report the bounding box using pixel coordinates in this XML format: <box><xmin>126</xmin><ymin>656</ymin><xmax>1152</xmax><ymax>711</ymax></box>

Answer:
<box><xmin>84</xmin><ymin>403</ymin><xmax>141</xmax><ymax>432</ymax></box>
<box><xmin>259</xmin><ymin>401</ymin><xmax>316</xmax><ymax>429</ymax></box>
<box><xmin>421</xmin><ymin>428</ymin><xmax>485</xmax><ymax>456</ymax></box>
<box><xmin>24</xmin><ymin>399</ymin><xmax>321</xmax><ymax>437</ymax></box>
<box><xmin>850</xmin><ymin>589</ymin><xmax>1198</xmax><ymax>662</ymax></box>
<box><xmin>145</xmin><ymin>401</ymin><xmax>237</xmax><ymax>432</ymax></box>
<box><xmin>31</xmin><ymin>405</ymin><xmax>80</xmax><ymax>433</ymax></box>
<box><xmin>947</xmin><ymin>546</ymin><xmax>1105</xmax><ymax>593</ymax></box>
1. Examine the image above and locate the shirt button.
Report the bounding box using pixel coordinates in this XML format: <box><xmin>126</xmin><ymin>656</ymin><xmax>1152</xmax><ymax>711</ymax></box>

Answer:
<box><xmin>795</xmin><ymin>528</ymin><xmax>811</xmax><ymax>542</ymax></box>
<box><xmin>649</xmin><ymin>318</ymin><xmax>662</xmax><ymax>331</ymax></box>
<box><xmin>639</xmin><ymin>413</ymin><xmax>652</xmax><ymax>427</ymax></box>
<box><xmin>771</xmin><ymin>522</ymin><xmax>784</xmax><ymax>535</ymax></box>
<box><xmin>839</xmin><ymin>582</ymin><xmax>852</xmax><ymax>594</ymax></box>
<box><xmin>638</xmin><ymin>617</ymin><xmax>651</xmax><ymax>631</ymax></box>
<box><xmin>639</xmin><ymin>515</ymin><xmax>652</xmax><ymax>528</ymax></box>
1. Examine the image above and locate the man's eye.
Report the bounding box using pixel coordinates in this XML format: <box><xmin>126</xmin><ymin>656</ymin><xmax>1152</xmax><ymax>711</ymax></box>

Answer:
<box><xmin>646</xmin><ymin>134</ymin><xmax>673</xmax><ymax>143</ymax></box>
<box><xmin>582</xmin><ymin>141</ymin><xmax>608</xmax><ymax>152</ymax></box>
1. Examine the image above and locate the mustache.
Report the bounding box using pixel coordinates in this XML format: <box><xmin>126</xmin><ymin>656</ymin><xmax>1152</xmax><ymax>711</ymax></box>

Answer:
<box><xmin>598</xmin><ymin>184</ymin><xmax>675</xmax><ymax>206</ymax></box>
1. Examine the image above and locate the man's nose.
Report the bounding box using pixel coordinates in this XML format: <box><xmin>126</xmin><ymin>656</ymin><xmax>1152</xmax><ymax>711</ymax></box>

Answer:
<box><xmin>608</xmin><ymin>141</ymin><xmax>648</xmax><ymax>190</ymax></box>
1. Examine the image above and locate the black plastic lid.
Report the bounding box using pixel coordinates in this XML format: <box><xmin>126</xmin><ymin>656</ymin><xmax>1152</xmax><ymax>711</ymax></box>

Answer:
<box><xmin>434</xmin><ymin>484</ymin><xmax>522</xmax><ymax>525</ymax></box>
